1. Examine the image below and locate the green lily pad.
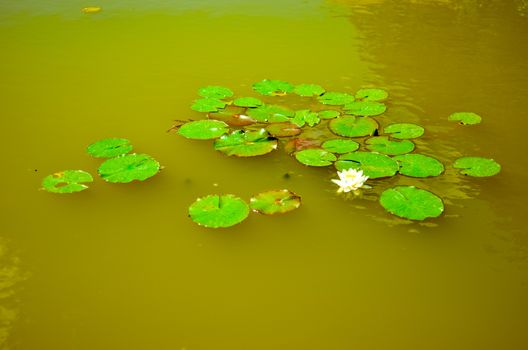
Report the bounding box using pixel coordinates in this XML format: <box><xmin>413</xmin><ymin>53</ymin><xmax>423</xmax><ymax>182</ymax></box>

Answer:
<box><xmin>233</xmin><ymin>97</ymin><xmax>263</xmax><ymax>108</ymax></box>
<box><xmin>335</xmin><ymin>152</ymin><xmax>399</xmax><ymax>179</ymax></box>
<box><xmin>365</xmin><ymin>136</ymin><xmax>415</xmax><ymax>155</ymax></box>
<box><xmin>292</xmin><ymin>110</ymin><xmax>320</xmax><ymax>127</ymax></box>
<box><xmin>383</xmin><ymin>123</ymin><xmax>424</xmax><ymax>139</ymax></box>
<box><xmin>355</xmin><ymin>88</ymin><xmax>388</xmax><ymax>101</ymax></box>
<box><xmin>252</xmin><ymin>79</ymin><xmax>294</xmax><ymax>96</ymax></box>
<box><xmin>198</xmin><ymin>86</ymin><xmax>233</xmax><ymax>99</ymax></box>
<box><xmin>321</xmin><ymin>139</ymin><xmax>359</xmax><ymax>154</ymax></box>
<box><xmin>266</xmin><ymin>123</ymin><xmax>302</xmax><ymax>137</ymax></box>
<box><xmin>379</xmin><ymin>186</ymin><xmax>444</xmax><ymax>221</ymax></box>
<box><xmin>177</xmin><ymin>120</ymin><xmax>229</xmax><ymax>140</ymax></box>
<box><xmin>191</xmin><ymin>98</ymin><xmax>227</xmax><ymax>113</ymax></box>
<box><xmin>393</xmin><ymin>154</ymin><xmax>444</xmax><ymax>177</ymax></box>
<box><xmin>343</xmin><ymin>101</ymin><xmax>386</xmax><ymax>116</ymax></box>
<box><xmin>328</xmin><ymin>116</ymin><xmax>379</xmax><ymax>138</ymax></box>
<box><xmin>318</xmin><ymin>110</ymin><xmax>341</xmax><ymax>119</ymax></box>
<box><xmin>86</xmin><ymin>138</ymin><xmax>133</xmax><ymax>158</ymax></box>
<box><xmin>453</xmin><ymin>157</ymin><xmax>501</xmax><ymax>177</ymax></box>
<box><xmin>214</xmin><ymin>129</ymin><xmax>278</xmax><ymax>157</ymax></box>
<box><xmin>98</xmin><ymin>153</ymin><xmax>160</xmax><ymax>183</ymax></box>
<box><xmin>448</xmin><ymin>112</ymin><xmax>482</xmax><ymax>125</ymax></box>
<box><xmin>188</xmin><ymin>194</ymin><xmax>249</xmax><ymax>228</ymax></box>
<box><xmin>246</xmin><ymin>105</ymin><xmax>293</xmax><ymax>123</ymax></box>
<box><xmin>41</xmin><ymin>170</ymin><xmax>93</xmax><ymax>194</ymax></box>
<box><xmin>295</xmin><ymin>148</ymin><xmax>337</xmax><ymax>167</ymax></box>
<box><xmin>317</xmin><ymin>92</ymin><xmax>355</xmax><ymax>105</ymax></box>
<box><xmin>293</xmin><ymin>84</ymin><xmax>325</xmax><ymax>97</ymax></box>
<box><xmin>208</xmin><ymin>106</ymin><xmax>257</xmax><ymax>126</ymax></box>
<box><xmin>250</xmin><ymin>189</ymin><xmax>301</xmax><ymax>215</ymax></box>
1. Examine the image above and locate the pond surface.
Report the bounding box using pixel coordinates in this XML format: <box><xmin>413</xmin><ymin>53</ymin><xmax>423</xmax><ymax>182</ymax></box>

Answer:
<box><xmin>1</xmin><ymin>0</ymin><xmax>528</xmax><ymax>349</ymax></box>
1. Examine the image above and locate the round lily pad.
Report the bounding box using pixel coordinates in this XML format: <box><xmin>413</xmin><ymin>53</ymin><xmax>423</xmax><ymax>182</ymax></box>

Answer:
<box><xmin>214</xmin><ymin>129</ymin><xmax>278</xmax><ymax>157</ymax></box>
<box><xmin>335</xmin><ymin>152</ymin><xmax>399</xmax><ymax>179</ymax></box>
<box><xmin>322</xmin><ymin>139</ymin><xmax>359</xmax><ymax>154</ymax></box>
<box><xmin>233</xmin><ymin>97</ymin><xmax>263</xmax><ymax>108</ymax></box>
<box><xmin>393</xmin><ymin>154</ymin><xmax>444</xmax><ymax>177</ymax></box>
<box><xmin>98</xmin><ymin>153</ymin><xmax>160</xmax><ymax>183</ymax></box>
<box><xmin>252</xmin><ymin>79</ymin><xmax>294</xmax><ymax>96</ymax></box>
<box><xmin>292</xmin><ymin>110</ymin><xmax>320</xmax><ymax>127</ymax></box>
<box><xmin>198</xmin><ymin>86</ymin><xmax>233</xmax><ymax>99</ymax></box>
<box><xmin>246</xmin><ymin>104</ymin><xmax>293</xmax><ymax>123</ymax></box>
<box><xmin>191</xmin><ymin>98</ymin><xmax>227</xmax><ymax>113</ymax></box>
<box><xmin>293</xmin><ymin>84</ymin><xmax>325</xmax><ymax>97</ymax></box>
<box><xmin>317</xmin><ymin>92</ymin><xmax>355</xmax><ymax>105</ymax></box>
<box><xmin>355</xmin><ymin>88</ymin><xmax>388</xmax><ymax>101</ymax></box>
<box><xmin>177</xmin><ymin>120</ymin><xmax>229</xmax><ymax>140</ymax></box>
<box><xmin>86</xmin><ymin>138</ymin><xmax>133</xmax><ymax>158</ymax></box>
<box><xmin>250</xmin><ymin>189</ymin><xmax>301</xmax><ymax>215</ymax></box>
<box><xmin>365</xmin><ymin>136</ymin><xmax>415</xmax><ymax>155</ymax></box>
<box><xmin>448</xmin><ymin>112</ymin><xmax>482</xmax><ymax>125</ymax></box>
<box><xmin>208</xmin><ymin>107</ymin><xmax>257</xmax><ymax>127</ymax></box>
<box><xmin>266</xmin><ymin>123</ymin><xmax>302</xmax><ymax>137</ymax></box>
<box><xmin>295</xmin><ymin>148</ymin><xmax>337</xmax><ymax>167</ymax></box>
<box><xmin>41</xmin><ymin>170</ymin><xmax>93</xmax><ymax>194</ymax></box>
<box><xmin>328</xmin><ymin>116</ymin><xmax>379</xmax><ymax>138</ymax></box>
<box><xmin>188</xmin><ymin>194</ymin><xmax>249</xmax><ymax>228</ymax></box>
<box><xmin>379</xmin><ymin>186</ymin><xmax>444</xmax><ymax>221</ymax></box>
<box><xmin>343</xmin><ymin>101</ymin><xmax>386</xmax><ymax>116</ymax></box>
<box><xmin>453</xmin><ymin>157</ymin><xmax>501</xmax><ymax>177</ymax></box>
<box><xmin>383</xmin><ymin>123</ymin><xmax>424</xmax><ymax>139</ymax></box>
<box><xmin>318</xmin><ymin>110</ymin><xmax>341</xmax><ymax>119</ymax></box>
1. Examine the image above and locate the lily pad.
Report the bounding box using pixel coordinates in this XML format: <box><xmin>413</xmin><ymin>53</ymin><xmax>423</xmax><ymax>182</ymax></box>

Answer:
<box><xmin>295</xmin><ymin>148</ymin><xmax>337</xmax><ymax>167</ymax></box>
<box><xmin>247</xmin><ymin>105</ymin><xmax>293</xmax><ymax>123</ymax></box>
<box><xmin>266</xmin><ymin>123</ymin><xmax>302</xmax><ymax>137</ymax></box>
<box><xmin>448</xmin><ymin>112</ymin><xmax>482</xmax><ymax>125</ymax></box>
<box><xmin>252</xmin><ymin>79</ymin><xmax>294</xmax><ymax>96</ymax></box>
<box><xmin>292</xmin><ymin>110</ymin><xmax>320</xmax><ymax>127</ymax></box>
<box><xmin>177</xmin><ymin>120</ymin><xmax>229</xmax><ymax>140</ymax></box>
<box><xmin>214</xmin><ymin>129</ymin><xmax>278</xmax><ymax>157</ymax></box>
<box><xmin>86</xmin><ymin>138</ymin><xmax>133</xmax><ymax>158</ymax></box>
<box><xmin>383</xmin><ymin>123</ymin><xmax>424</xmax><ymax>139</ymax></box>
<box><xmin>208</xmin><ymin>106</ymin><xmax>257</xmax><ymax>126</ymax></box>
<box><xmin>198</xmin><ymin>86</ymin><xmax>233</xmax><ymax>99</ymax></box>
<box><xmin>321</xmin><ymin>139</ymin><xmax>359</xmax><ymax>154</ymax></box>
<box><xmin>328</xmin><ymin>116</ymin><xmax>379</xmax><ymax>138</ymax></box>
<box><xmin>355</xmin><ymin>88</ymin><xmax>388</xmax><ymax>101</ymax></box>
<box><xmin>191</xmin><ymin>98</ymin><xmax>227</xmax><ymax>113</ymax></box>
<box><xmin>343</xmin><ymin>101</ymin><xmax>386</xmax><ymax>116</ymax></box>
<box><xmin>233</xmin><ymin>97</ymin><xmax>263</xmax><ymax>108</ymax></box>
<box><xmin>250</xmin><ymin>189</ymin><xmax>301</xmax><ymax>215</ymax></box>
<box><xmin>335</xmin><ymin>152</ymin><xmax>399</xmax><ymax>179</ymax></box>
<box><xmin>98</xmin><ymin>153</ymin><xmax>160</xmax><ymax>183</ymax></box>
<box><xmin>317</xmin><ymin>92</ymin><xmax>355</xmax><ymax>105</ymax></box>
<box><xmin>365</xmin><ymin>136</ymin><xmax>415</xmax><ymax>155</ymax></box>
<box><xmin>379</xmin><ymin>186</ymin><xmax>444</xmax><ymax>221</ymax></box>
<box><xmin>318</xmin><ymin>110</ymin><xmax>341</xmax><ymax>119</ymax></box>
<box><xmin>188</xmin><ymin>194</ymin><xmax>249</xmax><ymax>228</ymax></box>
<box><xmin>284</xmin><ymin>138</ymin><xmax>321</xmax><ymax>154</ymax></box>
<box><xmin>393</xmin><ymin>154</ymin><xmax>444</xmax><ymax>177</ymax></box>
<box><xmin>293</xmin><ymin>84</ymin><xmax>325</xmax><ymax>97</ymax></box>
<box><xmin>41</xmin><ymin>170</ymin><xmax>93</xmax><ymax>194</ymax></box>
<box><xmin>453</xmin><ymin>157</ymin><xmax>501</xmax><ymax>177</ymax></box>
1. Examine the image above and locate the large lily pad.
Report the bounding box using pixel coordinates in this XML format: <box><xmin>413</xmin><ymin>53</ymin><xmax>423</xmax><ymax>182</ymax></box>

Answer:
<box><xmin>317</xmin><ymin>92</ymin><xmax>355</xmax><ymax>105</ymax></box>
<box><xmin>86</xmin><ymin>138</ymin><xmax>133</xmax><ymax>158</ymax></box>
<box><xmin>335</xmin><ymin>152</ymin><xmax>399</xmax><ymax>179</ymax></box>
<box><xmin>294</xmin><ymin>84</ymin><xmax>325</xmax><ymax>97</ymax></box>
<box><xmin>322</xmin><ymin>139</ymin><xmax>359</xmax><ymax>154</ymax></box>
<box><xmin>393</xmin><ymin>154</ymin><xmax>444</xmax><ymax>177</ymax></box>
<box><xmin>355</xmin><ymin>88</ymin><xmax>388</xmax><ymax>101</ymax></box>
<box><xmin>295</xmin><ymin>148</ymin><xmax>337</xmax><ymax>167</ymax></box>
<box><xmin>233</xmin><ymin>97</ymin><xmax>263</xmax><ymax>108</ymax></box>
<box><xmin>214</xmin><ymin>129</ymin><xmax>278</xmax><ymax>157</ymax></box>
<box><xmin>98</xmin><ymin>153</ymin><xmax>160</xmax><ymax>183</ymax></box>
<box><xmin>383</xmin><ymin>123</ymin><xmax>424</xmax><ymax>139</ymax></box>
<box><xmin>252</xmin><ymin>79</ymin><xmax>294</xmax><ymax>96</ymax></box>
<box><xmin>365</xmin><ymin>136</ymin><xmax>415</xmax><ymax>155</ymax></box>
<box><xmin>453</xmin><ymin>157</ymin><xmax>501</xmax><ymax>177</ymax></box>
<box><xmin>208</xmin><ymin>106</ymin><xmax>257</xmax><ymax>126</ymax></box>
<box><xmin>188</xmin><ymin>194</ymin><xmax>249</xmax><ymax>228</ymax></box>
<box><xmin>292</xmin><ymin>110</ymin><xmax>320</xmax><ymax>127</ymax></box>
<box><xmin>318</xmin><ymin>110</ymin><xmax>341</xmax><ymax>119</ymax></box>
<box><xmin>343</xmin><ymin>101</ymin><xmax>386</xmax><ymax>116</ymax></box>
<box><xmin>266</xmin><ymin>123</ymin><xmax>302</xmax><ymax>137</ymax></box>
<box><xmin>246</xmin><ymin>104</ymin><xmax>293</xmax><ymax>123</ymax></box>
<box><xmin>328</xmin><ymin>116</ymin><xmax>379</xmax><ymax>138</ymax></box>
<box><xmin>379</xmin><ymin>186</ymin><xmax>444</xmax><ymax>221</ymax></box>
<box><xmin>250</xmin><ymin>189</ymin><xmax>301</xmax><ymax>215</ymax></box>
<box><xmin>448</xmin><ymin>112</ymin><xmax>482</xmax><ymax>125</ymax></box>
<box><xmin>41</xmin><ymin>170</ymin><xmax>93</xmax><ymax>194</ymax></box>
<box><xmin>177</xmin><ymin>120</ymin><xmax>229</xmax><ymax>140</ymax></box>
<box><xmin>198</xmin><ymin>86</ymin><xmax>233</xmax><ymax>99</ymax></box>
<box><xmin>191</xmin><ymin>98</ymin><xmax>227</xmax><ymax>113</ymax></box>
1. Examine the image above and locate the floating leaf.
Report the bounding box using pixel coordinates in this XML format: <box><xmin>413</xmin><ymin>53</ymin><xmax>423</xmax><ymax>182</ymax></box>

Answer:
<box><xmin>41</xmin><ymin>170</ymin><xmax>93</xmax><ymax>194</ymax></box>
<box><xmin>214</xmin><ymin>129</ymin><xmax>278</xmax><ymax>157</ymax></box>
<box><xmin>335</xmin><ymin>152</ymin><xmax>398</xmax><ymax>179</ymax></box>
<box><xmin>383</xmin><ymin>123</ymin><xmax>424</xmax><ymax>139</ymax></box>
<box><xmin>448</xmin><ymin>112</ymin><xmax>482</xmax><ymax>125</ymax></box>
<box><xmin>86</xmin><ymin>138</ymin><xmax>133</xmax><ymax>158</ymax></box>
<box><xmin>198</xmin><ymin>86</ymin><xmax>233</xmax><ymax>99</ymax></box>
<box><xmin>318</xmin><ymin>110</ymin><xmax>341</xmax><ymax>119</ymax></box>
<box><xmin>317</xmin><ymin>92</ymin><xmax>355</xmax><ymax>105</ymax></box>
<box><xmin>292</xmin><ymin>110</ymin><xmax>320</xmax><ymax>127</ymax></box>
<box><xmin>246</xmin><ymin>105</ymin><xmax>293</xmax><ymax>123</ymax></box>
<box><xmin>343</xmin><ymin>101</ymin><xmax>386</xmax><ymax>116</ymax></box>
<box><xmin>379</xmin><ymin>186</ymin><xmax>444</xmax><ymax>221</ymax></box>
<box><xmin>284</xmin><ymin>138</ymin><xmax>321</xmax><ymax>154</ymax></box>
<box><xmin>293</xmin><ymin>84</ymin><xmax>325</xmax><ymax>97</ymax></box>
<box><xmin>393</xmin><ymin>154</ymin><xmax>444</xmax><ymax>178</ymax></box>
<box><xmin>295</xmin><ymin>148</ymin><xmax>337</xmax><ymax>167</ymax></box>
<box><xmin>250</xmin><ymin>189</ymin><xmax>301</xmax><ymax>215</ymax></box>
<box><xmin>328</xmin><ymin>116</ymin><xmax>379</xmax><ymax>138</ymax></box>
<box><xmin>266</xmin><ymin>123</ymin><xmax>302</xmax><ymax>137</ymax></box>
<box><xmin>322</xmin><ymin>139</ymin><xmax>359</xmax><ymax>154</ymax></box>
<box><xmin>365</xmin><ymin>136</ymin><xmax>415</xmax><ymax>155</ymax></box>
<box><xmin>233</xmin><ymin>97</ymin><xmax>263</xmax><ymax>108</ymax></box>
<box><xmin>98</xmin><ymin>153</ymin><xmax>160</xmax><ymax>183</ymax></box>
<box><xmin>191</xmin><ymin>98</ymin><xmax>227</xmax><ymax>112</ymax></box>
<box><xmin>252</xmin><ymin>79</ymin><xmax>294</xmax><ymax>96</ymax></box>
<box><xmin>453</xmin><ymin>157</ymin><xmax>501</xmax><ymax>177</ymax></box>
<box><xmin>208</xmin><ymin>106</ymin><xmax>256</xmax><ymax>126</ymax></box>
<box><xmin>177</xmin><ymin>120</ymin><xmax>229</xmax><ymax>140</ymax></box>
<box><xmin>188</xmin><ymin>194</ymin><xmax>249</xmax><ymax>228</ymax></box>
<box><xmin>355</xmin><ymin>88</ymin><xmax>388</xmax><ymax>101</ymax></box>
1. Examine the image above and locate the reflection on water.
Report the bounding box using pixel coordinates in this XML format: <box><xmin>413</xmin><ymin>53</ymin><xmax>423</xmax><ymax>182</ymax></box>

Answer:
<box><xmin>0</xmin><ymin>239</ymin><xmax>23</xmax><ymax>349</ymax></box>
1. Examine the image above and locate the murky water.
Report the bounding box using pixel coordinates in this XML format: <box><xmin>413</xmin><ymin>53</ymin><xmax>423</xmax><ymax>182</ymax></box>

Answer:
<box><xmin>1</xmin><ymin>0</ymin><xmax>528</xmax><ymax>349</ymax></box>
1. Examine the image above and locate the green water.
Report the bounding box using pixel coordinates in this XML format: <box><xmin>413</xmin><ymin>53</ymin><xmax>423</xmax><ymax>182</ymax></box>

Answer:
<box><xmin>1</xmin><ymin>0</ymin><xmax>528</xmax><ymax>349</ymax></box>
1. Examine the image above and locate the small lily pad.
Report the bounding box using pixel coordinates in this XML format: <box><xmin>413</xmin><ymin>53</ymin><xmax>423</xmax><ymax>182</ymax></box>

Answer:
<box><xmin>322</xmin><ymin>139</ymin><xmax>359</xmax><ymax>154</ymax></box>
<box><xmin>293</xmin><ymin>84</ymin><xmax>325</xmax><ymax>97</ymax></box>
<box><xmin>292</xmin><ymin>110</ymin><xmax>320</xmax><ymax>127</ymax></box>
<box><xmin>355</xmin><ymin>88</ymin><xmax>388</xmax><ymax>101</ymax></box>
<box><xmin>318</xmin><ymin>110</ymin><xmax>341</xmax><ymax>119</ymax></box>
<box><xmin>453</xmin><ymin>157</ymin><xmax>501</xmax><ymax>177</ymax></box>
<box><xmin>253</xmin><ymin>79</ymin><xmax>294</xmax><ymax>96</ymax></box>
<box><xmin>284</xmin><ymin>138</ymin><xmax>321</xmax><ymax>154</ymax></box>
<box><xmin>191</xmin><ymin>98</ymin><xmax>227</xmax><ymax>113</ymax></box>
<box><xmin>295</xmin><ymin>148</ymin><xmax>337</xmax><ymax>167</ymax></box>
<box><xmin>188</xmin><ymin>194</ymin><xmax>249</xmax><ymax>228</ymax></box>
<box><xmin>247</xmin><ymin>105</ymin><xmax>293</xmax><ymax>123</ymax></box>
<box><xmin>250</xmin><ymin>189</ymin><xmax>301</xmax><ymax>215</ymax></box>
<box><xmin>317</xmin><ymin>92</ymin><xmax>355</xmax><ymax>105</ymax></box>
<box><xmin>98</xmin><ymin>153</ymin><xmax>160</xmax><ymax>183</ymax></box>
<box><xmin>86</xmin><ymin>138</ymin><xmax>133</xmax><ymax>158</ymax></box>
<box><xmin>393</xmin><ymin>154</ymin><xmax>444</xmax><ymax>177</ymax></box>
<box><xmin>335</xmin><ymin>152</ymin><xmax>399</xmax><ymax>179</ymax></box>
<box><xmin>383</xmin><ymin>123</ymin><xmax>424</xmax><ymax>139</ymax></box>
<box><xmin>198</xmin><ymin>86</ymin><xmax>233</xmax><ymax>99</ymax></box>
<box><xmin>328</xmin><ymin>116</ymin><xmax>379</xmax><ymax>138</ymax></box>
<box><xmin>208</xmin><ymin>106</ymin><xmax>257</xmax><ymax>126</ymax></box>
<box><xmin>41</xmin><ymin>170</ymin><xmax>93</xmax><ymax>194</ymax></box>
<box><xmin>214</xmin><ymin>129</ymin><xmax>278</xmax><ymax>157</ymax></box>
<box><xmin>448</xmin><ymin>112</ymin><xmax>482</xmax><ymax>125</ymax></box>
<box><xmin>177</xmin><ymin>120</ymin><xmax>229</xmax><ymax>140</ymax></box>
<box><xmin>266</xmin><ymin>123</ymin><xmax>302</xmax><ymax>137</ymax></box>
<box><xmin>365</xmin><ymin>136</ymin><xmax>415</xmax><ymax>155</ymax></box>
<box><xmin>379</xmin><ymin>186</ymin><xmax>444</xmax><ymax>221</ymax></box>
<box><xmin>344</xmin><ymin>101</ymin><xmax>386</xmax><ymax>116</ymax></box>
<box><xmin>233</xmin><ymin>97</ymin><xmax>263</xmax><ymax>108</ymax></box>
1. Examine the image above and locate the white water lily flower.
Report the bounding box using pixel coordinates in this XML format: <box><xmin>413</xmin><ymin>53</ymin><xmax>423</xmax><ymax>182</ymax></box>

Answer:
<box><xmin>331</xmin><ymin>168</ymin><xmax>369</xmax><ymax>193</ymax></box>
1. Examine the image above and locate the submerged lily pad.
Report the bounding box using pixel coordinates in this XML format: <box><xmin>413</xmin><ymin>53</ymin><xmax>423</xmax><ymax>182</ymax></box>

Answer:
<box><xmin>448</xmin><ymin>112</ymin><xmax>482</xmax><ymax>125</ymax></box>
<box><xmin>188</xmin><ymin>194</ymin><xmax>249</xmax><ymax>228</ymax></box>
<box><xmin>41</xmin><ymin>170</ymin><xmax>93</xmax><ymax>194</ymax></box>
<box><xmin>295</xmin><ymin>148</ymin><xmax>337</xmax><ymax>167</ymax></box>
<box><xmin>453</xmin><ymin>157</ymin><xmax>501</xmax><ymax>177</ymax></box>
<box><xmin>328</xmin><ymin>116</ymin><xmax>379</xmax><ymax>138</ymax></box>
<box><xmin>292</xmin><ymin>110</ymin><xmax>320</xmax><ymax>127</ymax></box>
<box><xmin>253</xmin><ymin>79</ymin><xmax>294</xmax><ymax>96</ymax></box>
<box><xmin>335</xmin><ymin>152</ymin><xmax>399</xmax><ymax>179</ymax></box>
<box><xmin>393</xmin><ymin>154</ymin><xmax>444</xmax><ymax>177</ymax></box>
<box><xmin>284</xmin><ymin>138</ymin><xmax>321</xmax><ymax>154</ymax></box>
<box><xmin>233</xmin><ymin>97</ymin><xmax>263</xmax><ymax>108</ymax></box>
<box><xmin>250</xmin><ymin>189</ymin><xmax>301</xmax><ymax>215</ymax></box>
<box><xmin>86</xmin><ymin>138</ymin><xmax>133</xmax><ymax>158</ymax></box>
<box><xmin>208</xmin><ymin>107</ymin><xmax>257</xmax><ymax>126</ymax></box>
<box><xmin>98</xmin><ymin>153</ymin><xmax>160</xmax><ymax>183</ymax></box>
<box><xmin>247</xmin><ymin>105</ymin><xmax>293</xmax><ymax>123</ymax></box>
<box><xmin>317</xmin><ymin>92</ymin><xmax>355</xmax><ymax>105</ymax></box>
<box><xmin>266</xmin><ymin>123</ymin><xmax>302</xmax><ymax>137</ymax></box>
<box><xmin>383</xmin><ymin>123</ymin><xmax>425</xmax><ymax>139</ymax></box>
<box><xmin>318</xmin><ymin>110</ymin><xmax>341</xmax><ymax>119</ymax></box>
<box><xmin>198</xmin><ymin>86</ymin><xmax>233</xmax><ymax>99</ymax></box>
<box><xmin>177</xmin><ymin>120</ymin><xmax>229</xmax><ymax>140</ymax></box>
<box><xmin>355</xmin><ymin>88</ymin><xmax>388</xmax><ymax>101</ymax></box>
<box><xmin>294</xmin><ymin>84</ymin><xmax>325</xmax><ymax>97</ymax></box>
<box><xmin>214</xmin><ymin>129</ymin><xmax>278</xmax><ymax>157</ymax></box>
<box><xmin>191</xmin><ymin>98</ymin><xmax>227</xmax><ymax>113</ymax></box>
<box><xmin>343</xmin><ymin>101</ymin><xmax>386</xmax><ymax>116</ymax></box>
<box><xmin>365</xmin><ymin>136</ymin><xmax>415</xmax><ymax>155</ymax></box>
<box><xmin>379</xmin><ymin>186</ymin><xmax>444</xmax><ymax>221</ymax></box>
<box><xmin>322</xmin><ymin>139</ymin><xmax>359</xmax><ymax>154</ymax></box>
